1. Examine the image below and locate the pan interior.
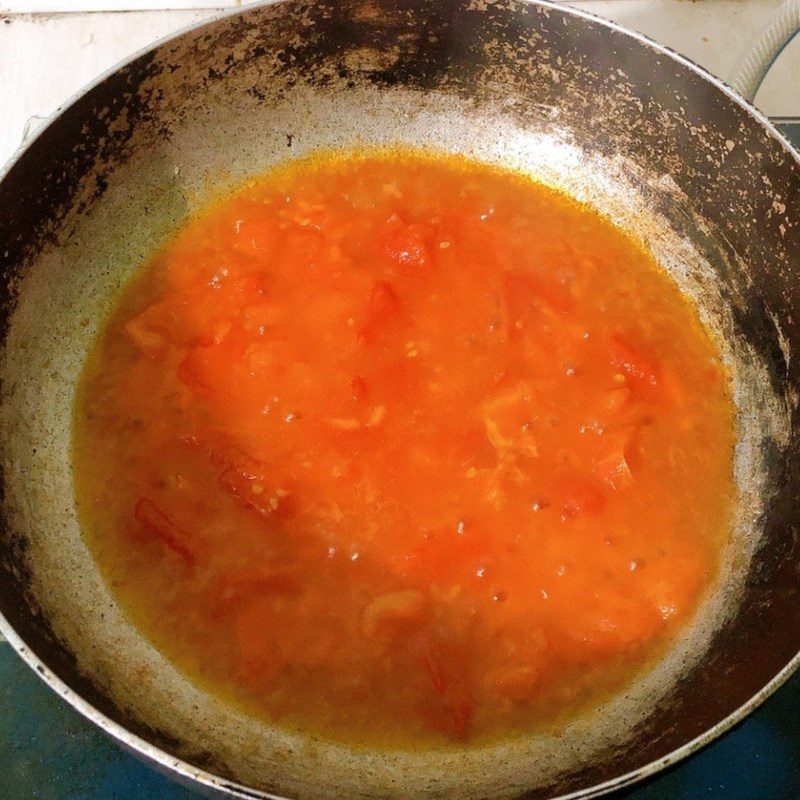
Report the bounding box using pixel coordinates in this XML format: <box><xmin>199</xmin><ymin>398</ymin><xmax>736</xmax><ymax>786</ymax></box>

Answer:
<box><xmin>0</xmin><ymin>3</ymin><xmax>795</xmax><ymax>795</ymax></box>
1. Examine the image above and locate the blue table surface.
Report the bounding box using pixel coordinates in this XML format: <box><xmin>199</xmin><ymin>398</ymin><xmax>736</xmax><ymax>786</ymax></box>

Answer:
<box><xmin>3</xmin><ymin>121</ymin><xmax>799</xmax><ymax>800</ymax></box>
<box><xmin>3</xmin><ymin>640</ymin><xmax>800</xmax><ymax>800</ymax></box>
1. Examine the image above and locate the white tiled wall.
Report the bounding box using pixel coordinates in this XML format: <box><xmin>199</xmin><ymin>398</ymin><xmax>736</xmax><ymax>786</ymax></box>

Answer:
<box><xmin>0</xmin><ymin>0</ymin><xmax>235</xmax><ymax>9</ymax></box>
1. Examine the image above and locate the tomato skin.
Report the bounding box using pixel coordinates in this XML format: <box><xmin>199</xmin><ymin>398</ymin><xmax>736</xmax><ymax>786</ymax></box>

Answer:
<box><xmin>593</xmin><ymin>449</ymin><xmax>634</xmax><ymax>490</ymax></box>
<box><xmin>592</xmin><ymin>429</ymin><xmax>635</xmax><ymax>490</ymax></box>
<box><xmin>421</xmin><ymin>646</ymin><xmax>475</xmax><ymax>741</ymax></box>
<box><xmin>350</xmin><ymin>375</ymin><xmax>368</xmax><ymax>402</ymax></box>
<box><xmin>383</xmin><ymin>218</ymin><xmax>433</xmax><ymax>270</ymax></box>
<box><xmin>557</xmin><ymin>478</ymin><xmax>606</xmax><ymax>518</ymax></box>
<box><xmin>217</xmin><ymin>459</ymin><xmax>288</xmax><ymax>518</ymax></box>
<box><xmin>610</xmin><ymin>337</ymin><xmax>660</xmax><ymax>389</ymax></box>
<box><xmin>176</xmin><ymin>348</ymin><xmax>214</xmax><ymax>393</ymax></box>
<box><xmin>124</xmin><ymin>315</ymin><xmax>167</xmax><ymax>358</ymax></box>
<box><xmin>133</xmin><ymin>498</ymin><xmax>198</xmax><ymax>566</ymax></box>
<box><xmin>369</xmin><ymin>280</ymin><xmax>399</xmax><ymax>316</ymax></box>
<box><xmin>357</xmin><ymin>280</ymin><xmax>400</xmax><ymax>343</ymax></box>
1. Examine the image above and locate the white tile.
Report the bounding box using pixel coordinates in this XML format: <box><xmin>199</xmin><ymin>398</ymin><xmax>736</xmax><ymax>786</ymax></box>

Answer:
<box><xmin>1</xmin><ymin>1</ymin><xmax>234</xmax><ymax>10</ymax></box>
<box><xmin>571</xmin><ymin>0</ymin><xmax>798</xmax><ymax>112</ymax></box>
<box><xmin>0</xmin><ymin>10</ymin><xmax>218</xmax><ymax>165</ymax></box>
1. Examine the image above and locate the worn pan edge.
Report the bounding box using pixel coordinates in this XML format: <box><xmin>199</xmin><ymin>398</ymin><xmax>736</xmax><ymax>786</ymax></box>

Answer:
<box><xmin>0</xmin><ymin>1</ymin><xmax>798</xmax><ymax>798</ymax></box>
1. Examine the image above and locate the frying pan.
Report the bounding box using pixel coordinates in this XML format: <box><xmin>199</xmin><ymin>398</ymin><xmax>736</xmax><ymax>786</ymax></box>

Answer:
<box><xmin>0</xmin><ymin>1</ymin><xmax>799</xmax><ymax>798</ymax></box>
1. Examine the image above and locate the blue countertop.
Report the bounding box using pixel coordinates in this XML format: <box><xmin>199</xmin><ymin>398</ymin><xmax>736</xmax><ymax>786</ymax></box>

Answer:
<box><xmin>2</xmin><ymin>640</ymin><xmax>800</xmax><ymax>800</ymax></box>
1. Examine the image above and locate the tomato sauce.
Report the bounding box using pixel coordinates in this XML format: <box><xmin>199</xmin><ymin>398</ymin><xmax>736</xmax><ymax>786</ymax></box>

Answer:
<box><xmin>73</xmin><ymin>150</ymin><xmax>735</xmax><ymax>747</ymax></box>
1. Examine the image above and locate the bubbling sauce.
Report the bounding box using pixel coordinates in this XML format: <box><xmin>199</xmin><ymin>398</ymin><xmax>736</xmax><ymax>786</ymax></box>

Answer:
<box><xmin>74</xmin><ymin>151</ymin><xmax>735</xmax><ymax>747</ymax></box>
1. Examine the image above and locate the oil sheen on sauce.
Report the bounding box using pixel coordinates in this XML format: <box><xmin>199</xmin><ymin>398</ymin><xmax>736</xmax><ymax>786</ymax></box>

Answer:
<box><xmin>73</xmin><ymin>150</ymin><xmax>736</xmax><ymax>748</ymax></box>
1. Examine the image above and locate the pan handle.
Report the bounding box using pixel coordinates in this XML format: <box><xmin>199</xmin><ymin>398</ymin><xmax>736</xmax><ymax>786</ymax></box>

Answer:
<box><xmin>728</xmin><ymin>0</ymin><xmax>800</xmax><ymax>103</ymax></box>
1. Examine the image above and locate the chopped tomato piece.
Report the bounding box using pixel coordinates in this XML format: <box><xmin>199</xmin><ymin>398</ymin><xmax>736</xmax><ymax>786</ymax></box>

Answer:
<box><xmin>176</xmin><ymin>347</ymin><xmax>215</xmax><ymax>393</ymax></box>
<box><xmin>124</xmin><ymin>315</ymin><xmax>167</xmax><ymax>358</ymax></box>
<box><xmin>593</xmin><ymin>448</ymin><xmax>634</xmax><ymax>490</ymax></box>
<box><xmin>452</xmin><ymin>426</ymin><xmax>497</xmax><ymax>470</ymax></box>
<box><xmin>324</xmin><ymin>417</ymin><xmax>362</xmax><ymax>431</ymax></box>
<box><xmin>176</xmin><ymin>331</ymin><xmax>256</xmax><ymax>396</ymax></box>
<box><xmin>350</xmin><ymin>374</ymin><xmax>368</xmax><ymax>402</ymax></box>
<box><xmin>368</xmin><ymin>280</ymin><xmax>400</xmax><ymax>317</ymax></box>
<box><xmin>357</xmin><ymin>280</ymin><xmax>400</xmax><ymax>343</ymax></box>
<box><xmin>218</xmin><ymin>459</ymin><xmax>287</xmax><ymax>517</ymax></box>
<box><xmin>361</xmin><ymin>589</ymin><xmax>426</xmax><ymax>637</ymax></box>
<box><xmin>134</xmin><ymin>498</ymin><xmax>198</xmax><ymax>566</ymax></box>
<box><xmin>397</xmin><ymin>527</ymin><xmax>490</xmax><ymax>583</ymax></box>
<box><xmin>179</xmin><ymin>433</ymin><xmax>249</xmax><ymax>471</ymax></box>
<box><xmin>383</xmin><ymin>217</ymin><xmax>433</xmax><ymax>269</ymax></box>
<box><xmin>599</xmin><ymin>387</ymin><xmax>632</xmax><ymax>415</ymax></box>
<box><xmin>610</xmin><ymin>337</ymin><xmax>659</xmax><ymax>389</ymax></box>
<box><xmin>592</xmin><ymin>429</ymin><xmax>635</xmax><ymax>490</ymax></box>
<box><xmin>557</xmin><ymin>478</ymin><xmax>606</xmax><ymax>518</ymax></box>
<box><xmin>195</xmin><ymin>319</ymin><xmax>232</xmax><ymax>348</ymax></box>
<box><xmin>481</xmin><ymin>380</ymin><xmax>538</xmax><ymax>455</ymax></box>
<box><xmin>446</xmin><ymin>700</ymin><xmax>474</xmax><ymax>741</ymax></box>
<box><xmin>285</xmin><ymin>228</ymin><xmax>327</xmax><ymax>272</ymax></box>
<box><xmin>421</xmin><ymin>644</ymin><xmax>474</xmax><ymax>740</ymax></box>
<box><xmin>423</xmin><ymin>647</ymin><xmax>448</xmax><ymax>695</ymax></box>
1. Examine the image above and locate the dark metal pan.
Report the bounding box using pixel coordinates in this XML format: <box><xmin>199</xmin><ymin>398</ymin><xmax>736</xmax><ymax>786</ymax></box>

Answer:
<box><xmin>0</xmin><ymin>2</ymin><xmax>799</xmax><ymax>798</ymax></box>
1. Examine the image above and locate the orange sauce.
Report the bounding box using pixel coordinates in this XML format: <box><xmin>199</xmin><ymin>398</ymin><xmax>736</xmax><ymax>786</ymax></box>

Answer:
<box><xmin>73</xmin><ymin>150</ymin><xmax>735</xmax><ymax>747</ymax></box>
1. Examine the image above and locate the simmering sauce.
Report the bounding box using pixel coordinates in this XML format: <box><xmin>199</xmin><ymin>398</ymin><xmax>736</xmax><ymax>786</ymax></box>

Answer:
<box><xmin>74</xmin><ymin>151</ymin><xmax>735</xmax><ymax>747</ymax></box>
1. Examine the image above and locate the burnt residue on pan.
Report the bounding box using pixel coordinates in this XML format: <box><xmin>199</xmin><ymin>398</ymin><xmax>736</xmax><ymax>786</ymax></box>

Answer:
<box><xmin>0</xmin><ymin>2</ymin><xmax>798</xmax><ymax>799</ymax></box>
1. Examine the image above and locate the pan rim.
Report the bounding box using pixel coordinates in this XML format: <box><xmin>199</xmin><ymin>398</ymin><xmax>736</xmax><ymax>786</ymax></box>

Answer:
<box><xmin>0</xmin><ymin>1</ymin><xmax>798</xmax><ymax>798</ymax></box>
